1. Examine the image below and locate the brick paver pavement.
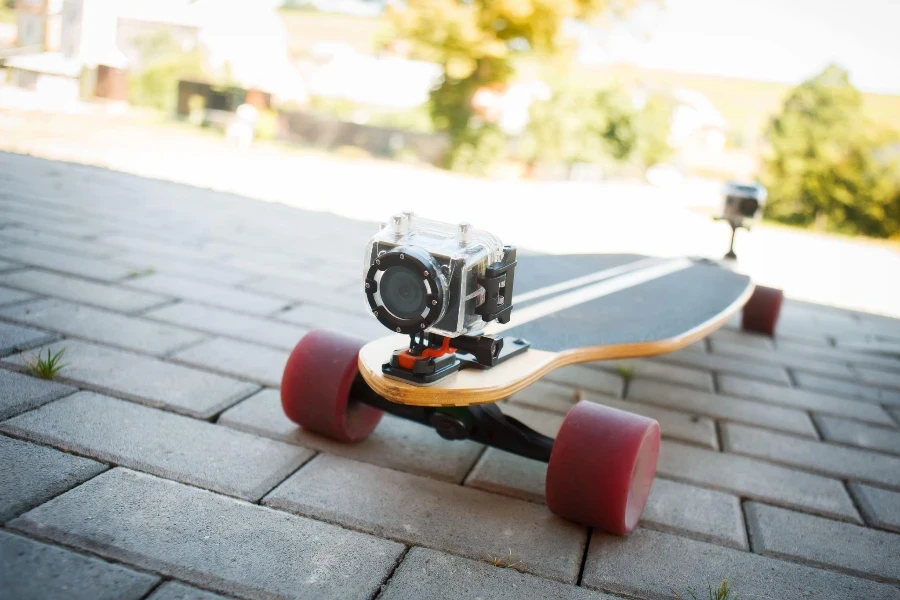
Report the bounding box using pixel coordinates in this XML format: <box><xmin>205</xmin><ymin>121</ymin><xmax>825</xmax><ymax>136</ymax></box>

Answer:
<box><xmin>2</xmin><ymin>151</ymin><xmax>900</xmax><ymax>599</ymax></box>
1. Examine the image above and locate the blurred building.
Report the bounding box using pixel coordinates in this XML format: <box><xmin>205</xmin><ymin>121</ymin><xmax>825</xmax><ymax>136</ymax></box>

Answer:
<box><xmin>3</xmin><ymin>0</ymin><xmax>306</xmax><ymax>105</ymax></box>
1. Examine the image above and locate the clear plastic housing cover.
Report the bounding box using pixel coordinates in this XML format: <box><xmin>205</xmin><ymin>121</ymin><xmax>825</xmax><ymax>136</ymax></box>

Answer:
<box><xmin>364</xmin><ymin>212</ymin><xmax>505</xmax><ymax>336</ymax></box>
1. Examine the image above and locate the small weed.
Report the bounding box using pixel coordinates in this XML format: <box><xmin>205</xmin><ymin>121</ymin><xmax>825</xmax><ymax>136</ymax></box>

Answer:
<box><xmin>24</xmin><ymin>347</ymin><xmax>68</xmax><ymax>379</ymax></box>
<box><xmin>125</xmin><ymin>267</ymin><xmax>156</xmax><ymax>279</ymax></box>
<box><xmin>487</xmin><ymin>549</ymin><xmax>524</xmax><ymax>571</ymax></box>
<box><xmin>616</xmin><ymin>363</ymin><xmax>635</xmax><ymax>382</ymax></box>
<box><xmin>672</xmin><ymin>580</ymin><xmax>736</xmax><ymax>600</ymax></box>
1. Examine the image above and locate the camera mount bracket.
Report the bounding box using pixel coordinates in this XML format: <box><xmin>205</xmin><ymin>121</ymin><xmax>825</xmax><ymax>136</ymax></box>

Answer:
<box><xmin>382</xmin><ymin>332</ymin><xmax>531</xmax><ymax>385</ymax></box>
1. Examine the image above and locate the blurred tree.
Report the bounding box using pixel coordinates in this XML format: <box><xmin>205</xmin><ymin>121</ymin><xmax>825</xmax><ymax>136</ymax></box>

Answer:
<box><xmin>633</xmin><ymin>92</ymin><xmax>673</xmax><ymax>167</ymax></box>
<box><xmin>128</xmin><ymin>32</ymin><xmax>207</xmax><ymax>112</ymax></box>
<box><xmin>762</xmin><ymin>65</ymin><xmax>900</xmax><ymax>238</ymax></box>
<box><xmin>521</xmin><ymin>85</ymin><xmax>671</xmax><ymax>177</ymax></box>
<box><xmin>389</xmin><ymin>0</ymin><xmax>649</xmax><ymax>172</ymax></box>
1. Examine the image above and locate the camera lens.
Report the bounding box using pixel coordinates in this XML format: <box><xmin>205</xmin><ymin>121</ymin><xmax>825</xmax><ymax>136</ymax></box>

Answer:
<box><xmin>739</xmin><ymin>197</ymin><xmax>759</xmax><ymax>217</ymax></box>
<box><xmin>380</xmin><ymin>265</ymin><xmax>427</xmax><ymax>319</ymax></box>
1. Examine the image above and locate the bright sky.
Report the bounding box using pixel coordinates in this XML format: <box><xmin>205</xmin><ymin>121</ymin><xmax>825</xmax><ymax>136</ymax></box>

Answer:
<box><xmin>607</xmin><ymin>0</ymin><xmax>900</xmax><ymax>95</ymax></box>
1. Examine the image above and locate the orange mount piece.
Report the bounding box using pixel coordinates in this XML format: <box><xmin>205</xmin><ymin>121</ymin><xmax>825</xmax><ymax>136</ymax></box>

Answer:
<box><xmin>396</xmin><ymin>336</ymin><xmax>456</xmax><ymax>371</ymax></box>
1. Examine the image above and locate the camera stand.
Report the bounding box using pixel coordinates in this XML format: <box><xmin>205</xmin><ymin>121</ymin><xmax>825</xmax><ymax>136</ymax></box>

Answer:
<box><xmin>716</xmin><ymin>217</ymin><xmax>745</xmax><ymax>260</ymax></box>
<box><xmin>382</xmin><ymin>331</ymin><xmax>531</xmax><ymax>385</ymax></box>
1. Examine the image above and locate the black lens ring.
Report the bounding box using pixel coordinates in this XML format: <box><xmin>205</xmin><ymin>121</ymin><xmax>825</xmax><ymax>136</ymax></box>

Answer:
<box><xmin>365</xmin><ymin>246</ymin><xmax>445</xmax><ymax>335</ymax></box>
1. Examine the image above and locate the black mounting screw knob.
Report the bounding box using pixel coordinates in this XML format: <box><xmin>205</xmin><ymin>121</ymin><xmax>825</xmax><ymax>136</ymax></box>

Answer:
<box><xmin>430</xmin><ymin>412</ymin><xmax>470</xmax><ymax>440</ymax></box>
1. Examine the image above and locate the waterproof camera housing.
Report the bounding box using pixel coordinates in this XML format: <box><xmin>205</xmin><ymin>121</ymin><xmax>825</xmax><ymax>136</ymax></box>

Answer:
<box><xmin>722</xmin><ymin>182</ymin><xmax>767</xmax><ymax>228</ymax></box>
<box><xmin>364</xmin><ymin>213</ymin><xmax>516</xmax><ymax>338</ymax></box>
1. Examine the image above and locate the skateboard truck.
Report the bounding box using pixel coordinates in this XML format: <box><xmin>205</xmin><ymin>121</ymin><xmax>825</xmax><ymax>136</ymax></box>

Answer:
<box><xmin>352</xmin><ymin>377</ymin><xmax>554</xmax><ymax>462</ymax></box>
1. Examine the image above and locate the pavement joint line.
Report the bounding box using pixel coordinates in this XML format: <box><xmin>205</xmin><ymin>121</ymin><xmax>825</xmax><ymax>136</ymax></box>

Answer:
<box><xmin>369</xmin><ymin>545</ymin><xmax>412</xmax><ymax>600</ymax></box>
<box><xmin>0</xmin><ymin>526</ymin><xmax>169</xmax><ymax>591</ymax></box>
<box><xmin>844</xmin><ymin>480</ymin><xmax>875</xmax><ymax>530</ymax></box>
<box><xmin>575</xmin><ymin>528</ymin><xmax>593</xmax><ymax>587</ymax></box>
<box><xmin>0</xmin><ymin>357</ymin><xmax>263</xmax><ymax>422</ymax></box>
<box><xmin>460</xmin><ymin>445</ymin><xmax>490</xmax><ymax>488</ymax></box>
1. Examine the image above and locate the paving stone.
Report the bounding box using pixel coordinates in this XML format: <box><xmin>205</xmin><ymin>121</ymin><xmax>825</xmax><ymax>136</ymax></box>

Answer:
<box><xmin>721</xmin><ymin>422</ymin><xmax>900</xmax><ymax>489</ymax></box>
<box><xmin>2</xmin><ymin>391</ymin><xmax>308</xmax><ymax>501</ymax></box>
<box><xmin>640</xmin><ymin>478</ymin><xmax>747</xmax><ymax>550</ymax></box>
<box><xmin>146</xmin><ymin>582</ymin><xmax>232</xmax><ymax>600</ymax></box>
<box><xmin>745</xmin><ymin>501</ymin><xmax>900</xmax><ymax>583</ymax></box>
<box><xmin>0</xmin><ymin>226</ymin><xmax>115</xmax><ymax>259</ymax></box>
<box><xmin>465</xmin><ymin>448</ymin><xmax>546</xmax><ymax>503</ymax></box>
<box><xmin>243</xmin><ymin>276</ymin><xmax>366</xmax><ymax>312</ymax></box>
<box><xmin>0</xmin><ymin>285</ymin><xmax>34</xmax><ymax>306</ymax></box>
<box><xmin>0</xmin><ymin>270</ymin><xmax>170</xmax><ymax>313</ymax></box>
<box><xmin>219</xmin><ymin>389</ymin><xmax>483</xmax><ymax>483</ymax></box>
<box><xmin>380</xmin><ymin>547</ymin><xmax>620</xmax><ymax>600</ymax></box>
<box><xmin>0</xmin><ymin>244</ymin><xmax>133</xmax><ymax>281</ymax></box>
<box><xmin>145</xmin><ymin>302</ymin><xmax>308</xmax><ymax>350</ymax></box>
<box><xmin>0</xmin><ymin>434</ymin><xmax>106</xmax><ymax>522</ymax></box>
<box><xmin>9</xmin><ymin>468</ymin><xmax>404</xmax><ymax>600</ymax></box>
<box><xmin>0</xmin><ymin>299</ymin><xmax>204</xmax><ymax>356</ymax></box>
<box><xmin>710</xmin><ymin>339</ymin><xmax>857</xmax><ymax>380</ymax></box>
<box><xmin>264</xmin><ymin>454</ymin><xmax>587</xmax><ymax>583</ymax></box>
<box><xmin>0</xmin><ymin>321</ymin><xmax>57</xmax><ymax>356</ymax></box>
<box><xmin>115</xmin><ymin>251</ymin><xmax>254</xmax><ymax>287</ymax></box>
<box><xmin>657</xmin><ymin>348</ymin><xmax>791</xmax><ymax>385</ymax></box>
<box><xmin>0</xmin><ymin>368</ymin><xmax>74</xmax><ymax>420</ymax></box>
<box><xmin>710</xmin><ymin>327</ymin><xmax>774</xmax><ymax>349</ymax></box>
<box><xmin>146</xmin><ymin>582</ymin><xmax>233</xmax><ymax>600</ymax></box>
<box><xmin>3</xmin><ymin>340</ymin><xmax>258</xmax><ymax>418</ymax></box>
<box><xmin>855</xmin><ymin>365</ymin><xmax>900</xmax><ymax>391</ymax></box>
<box><xmin>509</xmin><ymin>387</ymin><xmax>718</xmax><ymax>448</ymax></box>
<box><xmin>0</xmin><ymin>258</ymin><xmax>20</xmax><ymax>272</ymax></box>
<box><xmin>628</xmin><ymin>379</ymin><xmax>816</xmax><ymax>437</ymax></box>
<box><xmin>794</xmin><ymin>371</ymin><xmax>900</xmax><ymax>406</ymax></box>
<box><xmin>0</xmin><ymin>530</ymin><xmax>159</xmax><ymax>600</ymax></box>
<box><xmin>849</xmin><ymin>483</ymin><xmax>900</xmax><ymax>533</ymax></box>
<box><xmin>126</xmin><ymin>273</ymin><xmax>286</xmax><ymax>315</ymax></box>
<box><xmin>777</xmin><ymin>338</ymin><xmax>900</xmax><ymax>371</ymax></box>
<box><xmin>499</xmin><ymin>403</ymin><xmax>565</xmax><ymax>437</ymax></box>
<box><xmin>583</xmin><ymin>527</ymin><xmax>900</xmax><ymax>600</ymax></box>
<box><xmin>718</xmin><ymin>374</ymin><xmax>895</xmax><ymax>425</ymax></box>
<box><xmin>171</xmin><ymin>338</ymin><xmax>288</xmax><ymax>387</ymax></box>
<box><xmin>508</xmin><ymin>380</ymin><xmax>582</xmax><ymax>414</ymax></box>
<box><xmin>594</xmin><ymin>358</ymin><xmax>714</xmax><ymax>392</ymax></box>
<box><xmin>542</xmin><ymin>364</ymin><xmax>623</xmax><ymax>398</ymax></box>
<box><xmin>815</xmin><ymin>414</ymin><xmax>900</xmax><ymax>455</ymax></box>
<box><xmin>657</xmin><ymin>440</ymin><xmax>860</xmax><ymax>521</ymax></box>
<box><xmin>94</xmin><ymin>232</ymin><xmax>224</xmax><ymax>262</ymax></box>
<box><xmin>276</xmin><ymin>304</ymin><xmax>385</xmax><ymax>340</ymax></box>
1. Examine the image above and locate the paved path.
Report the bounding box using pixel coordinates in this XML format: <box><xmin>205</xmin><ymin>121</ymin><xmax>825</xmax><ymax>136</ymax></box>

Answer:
<box><xmin>2</xmin><ymin>152</ymin><xmax>900</xmax><ymax>599</ymax></box>
<box><xmin>2</xmin><ymin>103</ymin><xmax>899</xmax><ymax>319</ymax></box>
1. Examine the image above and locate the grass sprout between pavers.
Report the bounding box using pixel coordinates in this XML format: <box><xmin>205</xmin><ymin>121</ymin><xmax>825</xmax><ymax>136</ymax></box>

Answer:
<box><xmin>24</xmin><ymin>346</ymin><xmax>68</xmax><ymax>379</ymax></box>
<box><xmin>672</xmin><ymin>579</ymin><xmax>737</xmax><ymax>600</ymax></box>
<box><xmin>616</xmin><ymin>363</ymin><xmax>635</xmax><ymax>382</ymax></box>
<box><xmin>487</xmin><ymin>548</ymin><xmax>525</xmax><ymax>571</ymax></box>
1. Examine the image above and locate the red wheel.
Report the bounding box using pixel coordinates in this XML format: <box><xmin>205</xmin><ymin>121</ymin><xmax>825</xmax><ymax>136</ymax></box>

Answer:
<box><xmin>741</xmin><ymin>285</ymin><xmax>783</xmax><ymax>337</ymax></box>
<box><xmin>281</xmin><ymin>330</ymin><xmax>383</xmax><ymax>442</ymax></box>
<box><xmin>546</xmin><ymin>402</ymin><xmax>660</xmax><ymax>535</ymax></box>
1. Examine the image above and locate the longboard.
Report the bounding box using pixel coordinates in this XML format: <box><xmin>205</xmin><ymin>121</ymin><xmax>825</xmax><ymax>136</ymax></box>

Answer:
<box><xmin>358</xmin><ymin>254</ymin><xmax>753</xmax><ymax>407</ymax></box>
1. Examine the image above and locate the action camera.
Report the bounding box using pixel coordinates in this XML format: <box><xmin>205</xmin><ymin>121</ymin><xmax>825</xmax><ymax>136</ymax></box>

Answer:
<box><xmin>364</xmin><ymin>212</ymin><xmax>517</xmax><ymax>338</ymax></box>
<box><xmin>722</xmin><ymin>182</ymin><xmax>767</xmax><ymax>228</ymax></box>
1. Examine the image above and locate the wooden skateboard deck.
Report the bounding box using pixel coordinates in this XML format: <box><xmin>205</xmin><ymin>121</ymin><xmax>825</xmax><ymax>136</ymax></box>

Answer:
<box><xmin>358</xmin><ymin>254</ymin><xmax>753</xmax><ymax>407</ymax></box>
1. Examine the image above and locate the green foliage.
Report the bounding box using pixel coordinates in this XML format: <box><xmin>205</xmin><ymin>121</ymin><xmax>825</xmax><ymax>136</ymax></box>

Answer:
<box><xmin>635</xmin><ymin>93</ymin><xmax>674</xmax><ymax>167</ymax></box>
<box><xmin>762</xmin><ymin>65</ymin><xmax>900</xmax><ymax>239</ymax></box>
<box><xmin>521</xmin><ymin>84</ymin><xmax>671</xmax><ymax>174</ymax></box>
<box><xmin>25</xmin><ymin>347</ymin><xmax>68</xmax><ymax>380</ymax></box>
<box><xmin>391</xmin><ymin>0</ymin><xmax>649</xmax><ymax>172</ymax></box>
<box><xmin>128</xmin><ymin>32</ymin><xmax>207</xmax><ymax>111</ymax></box>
